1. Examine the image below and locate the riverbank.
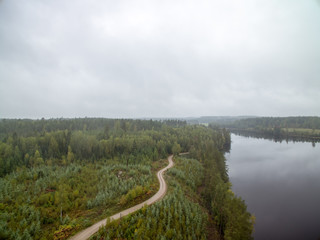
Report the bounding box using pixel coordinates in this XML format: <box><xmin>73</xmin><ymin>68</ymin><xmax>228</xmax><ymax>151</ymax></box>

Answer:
<box><xmin>229</xmin><ymin>128</ymin><xmax>320</xmax><ymax>143</ymax></box>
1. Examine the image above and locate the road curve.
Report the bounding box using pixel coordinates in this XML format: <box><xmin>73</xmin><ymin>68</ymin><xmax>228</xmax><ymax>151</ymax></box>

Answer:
<box><xmin>69</xmin><ymin>155</ymin><xmax>174</xmax><ymax>240</ymax></box>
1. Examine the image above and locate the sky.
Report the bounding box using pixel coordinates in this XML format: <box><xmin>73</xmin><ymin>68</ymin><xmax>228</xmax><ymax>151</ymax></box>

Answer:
<box><xmin>0</xmin><ymin>0</ymin><xmax>319</xmax><ymax>119</ymax></box>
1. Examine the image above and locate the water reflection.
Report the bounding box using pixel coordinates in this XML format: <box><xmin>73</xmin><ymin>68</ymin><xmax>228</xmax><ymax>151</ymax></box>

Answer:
<box><xmin>226</xmin><ymin>134</ymin><xmax>320</xmax><ymax>240</ymax></box>
<box><xmin>230</xmin><ymin>130</ymin><xmax>318</xmax><ymax>147</ymax></box>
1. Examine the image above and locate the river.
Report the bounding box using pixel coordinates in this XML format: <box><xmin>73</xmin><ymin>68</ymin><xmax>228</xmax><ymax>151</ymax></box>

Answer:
<box><xmin>225</xmin><ymin>133</ymin><xmax>320</xmax><ymax>240</ymax></box>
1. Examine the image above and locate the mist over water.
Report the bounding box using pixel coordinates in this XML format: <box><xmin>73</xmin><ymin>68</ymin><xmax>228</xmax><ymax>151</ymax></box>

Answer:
<box><xmin>226</xmin><ymin>134</ymin><xmax>320</xmax><ymax>240</ymax></box>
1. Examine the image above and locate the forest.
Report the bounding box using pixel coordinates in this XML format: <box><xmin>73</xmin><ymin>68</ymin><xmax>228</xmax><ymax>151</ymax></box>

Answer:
<box><xmin>214</xmin><ymin>116</ymin><xmax>320</xmax><ymax>141</ymax></box>
<box><xmin>0</xmin><ymin>118</ymin><xmax>253</xmax><ymax>239</ymax></box>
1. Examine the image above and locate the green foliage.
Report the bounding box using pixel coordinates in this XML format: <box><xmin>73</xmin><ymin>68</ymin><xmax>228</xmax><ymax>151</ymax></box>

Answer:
<box><xmin>172</xmin><ymin>142</ymin><xmax>181</xmax><ymax>155</ymax></box>
<box><xmin>92</xmin><ymin>150</ymin><xmax>254</xmax><ymax>240</ymax></box>
<box><xmin>119</xmin><ymin>185</ymin><xmax>147</xmax><ymax>206</ymax></box>
<box><xmin>168</xmin><ymin>157</ymin><xmax>204</xmax><ymax>191</ymax></box>
<box><xmin>0</xmin><ymin>118</ymin><xmax>253</xmax><ymax>239</ymax></box>
<box><xmin>0</xmin><ymin>204</ymin><xmax>41</xmax><ymax>239</ymax></box>
<box><xmin>0</xmin><ymin>163</ymin><xmax>153</xmax><ymax>239</ymax></box>
<box><xmin>0</xmin><ymin>119</ymin><xmax>229</xmax><ymax>177</ymax></box>
<box><xmin>223</xmin><ymin>191</ymin><xmax>255</xmax><ymax>240</ymax></box>
<box><xmin>199</xmin><ymin>141</ymin><xmax>254</xmax><ymax>239</ymax></box>
<box><xmin>92</xmin><ymin>183</ymin><xmax>207</xmax><ymax>240</ymax></box>
<box><xmin>0</xmin><ymin>118</ymin><xmax>186</xmax><ymax>139</ymax></box>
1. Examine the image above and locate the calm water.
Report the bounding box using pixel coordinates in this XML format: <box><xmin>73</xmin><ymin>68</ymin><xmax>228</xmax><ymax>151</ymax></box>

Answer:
<box><xmin>225</xmin><ymin>134</ymin><xmax>320</xmax><ymax>240</ymax></box>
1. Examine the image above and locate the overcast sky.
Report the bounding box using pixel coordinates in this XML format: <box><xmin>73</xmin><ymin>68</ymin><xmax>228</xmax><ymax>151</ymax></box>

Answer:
<box><xmin>0</xmin><ymin>0</ymin><xmax>319</xmax><ymax>119</ymax></box>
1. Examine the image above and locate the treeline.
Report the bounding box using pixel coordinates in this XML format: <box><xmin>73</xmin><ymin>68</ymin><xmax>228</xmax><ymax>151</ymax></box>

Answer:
<box><xmin>188</xmin><ymin>130</ymin><xmax>254</xmax><ymax>239</ymax></box>
<box><xmin>0</xmin><ymin>119</ymin><xmax>188</xmax><ymax>176</ymax></box>
<box><xmin>216</xmin><ymin>116</ymin><xmax>320</xmax><ymax>141</ymax></box>
<box><xmin>223</xmin><ymin>116</ymin><xmax>320</xmax><ymax>129</ymax></box>
<box><xmin>0</xmin><ymin>118</ymin><xmax>186</xmax><ymax>139</ymax></box>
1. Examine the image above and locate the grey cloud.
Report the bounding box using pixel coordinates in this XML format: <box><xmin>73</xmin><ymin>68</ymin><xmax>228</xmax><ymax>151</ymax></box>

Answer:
<box><xmin>0</xmin><ymin>0</ymin><xmax>319</xmax><ymax>118</ymax></box>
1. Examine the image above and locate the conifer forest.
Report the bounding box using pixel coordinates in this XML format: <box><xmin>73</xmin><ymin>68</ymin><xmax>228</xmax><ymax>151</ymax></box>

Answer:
<box><xmin>0</xmin><ymin>118</ymin><xmax>254</xmax><ymax>239</ymax></box>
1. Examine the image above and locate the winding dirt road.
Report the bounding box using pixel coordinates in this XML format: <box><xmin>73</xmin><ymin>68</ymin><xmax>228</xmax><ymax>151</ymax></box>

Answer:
<box><xmin>69</xmin><ymin>155</ymin><xmax>174</xmax><ymax>240</ymax></box>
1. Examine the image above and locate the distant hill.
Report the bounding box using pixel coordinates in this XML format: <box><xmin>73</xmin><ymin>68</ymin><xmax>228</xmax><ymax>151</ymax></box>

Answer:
<box><xmin>183</xmin><ymin>116</ymin><xmax>257</xmax><ymax>125</ymax></box>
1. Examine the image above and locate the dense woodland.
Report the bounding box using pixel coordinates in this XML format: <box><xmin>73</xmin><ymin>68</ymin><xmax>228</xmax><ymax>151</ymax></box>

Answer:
<box><xmin>0</xmin><ymin>118</ymin><xmax>186</xmax><ymax>177</ymax></box>
<box><xmin>215</xmin><ymin>116</ymin><xmax>320</xmax><ymax>141</ymax></box>
<box><xmin>0</xmin><ymin>118</ymin><xmax>253</xmax><ymax>239</ymax></box>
